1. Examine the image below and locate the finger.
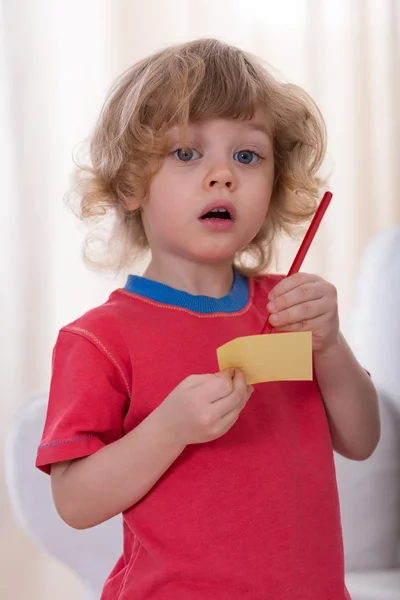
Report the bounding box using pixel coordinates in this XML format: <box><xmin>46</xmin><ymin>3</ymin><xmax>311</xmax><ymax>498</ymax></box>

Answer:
<box><xmin>206</xmin><ymin>371</ymin><xmax>234</xmax><ymax>399</ymax></box>
<box><xmin>268</xmin><ymin>298</ymin><xmax>330</xmax><ymax>328</ymax></box>
<box><xmin>218</xmin><ymin>383</ymin><xmax>254</xmax><ymax>425</ymax></box>
<box><xmin>213</xmin><ymin>372</ymin><xmax>253</xmax><ymax>418</ymax></box>
<box><xmin>215</xmin><ymin>389</ymin><xmax>253</xmax><ymax>424</ymax></box>
<box><xmin>273</xmin><ymin>313</ymin><xmax>328</xmax><ymax>333</ymax></box>
<box><xmin>212</xmin><ymin>368</ymin><xmax>244</xmax><ymax>402</ymax></box>
<box><xmin>268</xmin><ymin>273</ymin><xmax>320</xmax><ymax>301</ymax></box>
<box><xmin>211</xmin><ymin>369</ymin><xmax>245</xmax><ymax>406</ymax></box>
<box><xmin>217</xmin><ymin>368</ymin><xmax>235</xmax><ymax>380</ymax></box>
<box><xmin>232</xmin><ymin>368</ymin><xmax>248</xmax><ymax>395</ymax></box>
<box><xmin>227</xmin><ymin>370</ymin><xmax>253</xmax><ymax>410</ymax></box>
<box><xmin>267</xmin><ymin>281</ymin><xmax>325</xmax><ymax>314</ymax></box>
<box><xmin>231</xmin><ymin>369</ymin><xmax>254</xmax><ymax>403</ymax></box>
<box><xmin>236</xmin><ymin>371</ymin><xmax>254</xmax><ymax>398</ymax></box>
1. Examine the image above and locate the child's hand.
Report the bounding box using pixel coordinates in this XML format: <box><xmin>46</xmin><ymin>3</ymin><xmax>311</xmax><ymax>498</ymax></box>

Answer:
<box><xmin>267</xmin><ymin>273</ymin><xmax>339</xmax><ymax>353</ymax></box>
<box><xmin>159</xmin><ymin>369</ymin><xmax>253</xmax><ymax>446</ymax></box>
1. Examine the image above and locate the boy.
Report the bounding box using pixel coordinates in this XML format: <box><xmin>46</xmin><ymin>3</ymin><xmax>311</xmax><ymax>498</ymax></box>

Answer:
<box><xmin>36</xmin><ymin>38</ymin><xmax>379</xmax><ymax>599</ymax></box>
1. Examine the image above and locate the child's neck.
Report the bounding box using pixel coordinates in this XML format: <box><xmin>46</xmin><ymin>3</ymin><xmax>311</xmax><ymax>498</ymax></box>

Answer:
<box><xmin>143</xmin><ymin>258</ymin><xmax>235</xmax><ymax>298</ymax></box>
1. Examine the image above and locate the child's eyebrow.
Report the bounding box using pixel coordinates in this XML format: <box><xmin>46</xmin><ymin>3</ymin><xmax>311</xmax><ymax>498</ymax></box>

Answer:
<box><xmin>246</xmin><ymin>122</ymin><xmax>273</xmax><ymax>139</ymax></box>
<box><xmin>165</xmin><ymin>121</ymin><xmax>273</xmax><ymax>143</ymax></box>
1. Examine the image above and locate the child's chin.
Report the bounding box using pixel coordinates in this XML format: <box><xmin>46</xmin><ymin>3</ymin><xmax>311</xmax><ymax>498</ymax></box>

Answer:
<box><xmin>192</xmin><ymin>249</ymin><xmax>237</xmax><ymax>264</ymax></box>
<box><xmin>182</xmin><ymin>238</ymin><xmax>241</xmax><ymax>264</ymax></box>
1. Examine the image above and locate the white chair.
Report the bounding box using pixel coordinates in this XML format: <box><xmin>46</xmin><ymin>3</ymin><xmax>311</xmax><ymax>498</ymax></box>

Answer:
<box><xmin>336</xmin><ymin>227</ymin><xmax>400</xmax><ymax>599</ymax></box>
<box><xmin>4</xmin><ymin>393</ymin><xmax>122</xmax><ymax>600</ymax></box>
<box><xmin>4</xmin><ymin>227</ymin><xmax>400</xmax><ymax>600</ymax></box>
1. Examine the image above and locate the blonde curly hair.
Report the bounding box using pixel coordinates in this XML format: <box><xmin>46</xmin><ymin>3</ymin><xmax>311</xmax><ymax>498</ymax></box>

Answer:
<box><xmin>69</xmin><ymin>38</ymin><xmax>327</xmax><ymax>276</ymax></box>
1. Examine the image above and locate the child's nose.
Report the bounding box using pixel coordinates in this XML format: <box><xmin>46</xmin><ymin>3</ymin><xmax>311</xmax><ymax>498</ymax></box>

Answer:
<box><xmin>203</xmin><ymin>161</ymin><xmax>237</xmax><ymax>191</ymax></box>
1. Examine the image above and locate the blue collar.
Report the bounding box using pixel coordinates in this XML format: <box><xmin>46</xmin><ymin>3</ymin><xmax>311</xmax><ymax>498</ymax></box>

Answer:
<box><xmin>123</xmin><ymin>270</ymin><xmax>249</xmax><ymax>314</ymax></box>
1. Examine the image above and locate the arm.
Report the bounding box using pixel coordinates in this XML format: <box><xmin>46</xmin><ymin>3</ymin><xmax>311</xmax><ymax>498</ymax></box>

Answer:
<box><xmin>314</xmin><ymin>332</ymin><xmax>380</xmax><ymax>461</ymax></box>
<box><xmin>51</xmin><ymin>404</ymin><xmax>186</xmax><ymax>530</ymax></box>
<box><xmin>51</xmin><ymin>369</ymin><xmax>250</xmax><ymax>530</ymax></box>
<box><xmin>267</xmin><ymin>273</ymin><xmax>380</xmax><ymax>461</ymax></box>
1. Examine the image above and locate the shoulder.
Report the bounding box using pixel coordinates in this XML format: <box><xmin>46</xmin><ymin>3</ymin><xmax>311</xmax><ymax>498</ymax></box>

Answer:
<box><xmin>61</xmin><ymin>290</ymin><xmax>123</xmax><ymax>339</ymax></box>
<box><xmin>55</xmin><ymin>290</ymin><xmax>136</xmax><ymax>381</ymax></box>
<box><xmin>62</xmin><ymin>290</ymin><xmax>124</xmax><ymax>334</ymax></box>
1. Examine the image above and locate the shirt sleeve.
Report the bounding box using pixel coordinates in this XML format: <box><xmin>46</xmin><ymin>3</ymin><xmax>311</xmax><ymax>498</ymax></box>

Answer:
<box><xmin>36</xmin><ymin>328</ymin><xmax>130</xmax><ymax>474</ymax></box>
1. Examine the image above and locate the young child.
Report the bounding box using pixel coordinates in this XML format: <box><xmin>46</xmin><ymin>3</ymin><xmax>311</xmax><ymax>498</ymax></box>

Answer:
<box><xmin>36</xmin><ymin>38</ymin><xmax>380</xmax><ymax>599</ymax></box>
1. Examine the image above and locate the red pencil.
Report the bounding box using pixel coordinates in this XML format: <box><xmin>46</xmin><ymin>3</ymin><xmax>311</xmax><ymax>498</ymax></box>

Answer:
<box><xmin>262</xmin><ymin>191</ymin><xmax>333</xmax><ymax>334</ymax></box>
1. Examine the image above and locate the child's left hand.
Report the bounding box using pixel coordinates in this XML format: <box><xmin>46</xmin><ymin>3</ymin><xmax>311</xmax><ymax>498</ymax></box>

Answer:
<box><xmin>267</xmin><ymin>273</ymin><xmax>339</xmax><ymax>353</ymax></box>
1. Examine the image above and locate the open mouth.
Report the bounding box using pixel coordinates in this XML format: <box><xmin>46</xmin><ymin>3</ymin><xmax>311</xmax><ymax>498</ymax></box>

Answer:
<box><xmin>200</xmin><ymin>208</ymin><xmax>232</xmax><ymax>220</ymax></box>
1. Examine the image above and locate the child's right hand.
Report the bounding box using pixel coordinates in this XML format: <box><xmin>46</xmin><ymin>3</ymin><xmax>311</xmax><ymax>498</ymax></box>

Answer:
<box><xmin>158</xmin><ymin>369</ymin><xmax>254</xmax><ymax>445</ymax></box>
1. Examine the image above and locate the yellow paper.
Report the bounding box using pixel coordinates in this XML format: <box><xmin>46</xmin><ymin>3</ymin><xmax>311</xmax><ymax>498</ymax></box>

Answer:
<box><xmin>217</xmin><ymin>331</ymin><xmax>313</xmax><ymax>385</ymax></box>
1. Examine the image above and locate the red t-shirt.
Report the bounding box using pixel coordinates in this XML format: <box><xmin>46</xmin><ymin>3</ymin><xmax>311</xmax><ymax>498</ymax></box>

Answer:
<box><xmin>36</xmin><ymin>274</ymin><xmax>350</xmax><ymax>599</ymax></box>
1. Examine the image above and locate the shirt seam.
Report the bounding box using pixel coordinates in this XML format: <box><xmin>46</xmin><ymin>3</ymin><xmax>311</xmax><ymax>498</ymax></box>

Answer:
<box><xmin>62</xmin><ymin>326</ymin><xmax>131</xmax><ymax>395</ymax></box>
<box><xmin>38</xmin><ymin>434</ymin><xmax>96</xmax><ymax>450</ymax></box>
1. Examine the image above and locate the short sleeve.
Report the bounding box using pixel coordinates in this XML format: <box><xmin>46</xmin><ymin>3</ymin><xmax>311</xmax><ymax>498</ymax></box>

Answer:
<box><xmin>36</xmin><ymin>329</ymin><xmax>130</xmax><ymax>474</ymax></box>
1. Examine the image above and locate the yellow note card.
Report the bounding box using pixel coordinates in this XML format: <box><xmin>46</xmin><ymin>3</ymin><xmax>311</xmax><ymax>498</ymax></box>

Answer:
<box><xmin>217</xmin><ymin>331</ymin><xmax>313</xmax><ymax>385</ymax></box>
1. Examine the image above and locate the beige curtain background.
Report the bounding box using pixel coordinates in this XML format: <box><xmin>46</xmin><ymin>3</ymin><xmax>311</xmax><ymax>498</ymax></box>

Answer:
<box><xmin>1</xmin><ymin>0</ymin><xmax>399</xmax><ymax>598</ymax></box>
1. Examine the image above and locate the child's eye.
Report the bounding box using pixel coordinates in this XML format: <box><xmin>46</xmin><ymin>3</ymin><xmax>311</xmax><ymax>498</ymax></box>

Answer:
<box><xmin>173</xmin><ymin>148</ymin><xmax>201</xmax><ymax>162</ymax></box>
<box><xmin>234</xmin><ymin>150</ymin><xmax>261</xmax><ymax>165</ymax></box>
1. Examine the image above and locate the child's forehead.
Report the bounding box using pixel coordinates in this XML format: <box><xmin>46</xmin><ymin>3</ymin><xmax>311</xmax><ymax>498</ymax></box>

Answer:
<box><xmin>166</xmin><ymin>111</ymin><xmax>273</xmax><ymax>139</ymax></box>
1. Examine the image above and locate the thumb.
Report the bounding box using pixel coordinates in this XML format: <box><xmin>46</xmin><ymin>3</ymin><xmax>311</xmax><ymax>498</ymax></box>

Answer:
<box><xmin>216</xmin><ymin>368</ymin><xmax>235</xmax><ymax>380</ymax></box>
<box><xmin>212</xmin><ymin>369</ymin><xmax>235</xmax><ymax>396</ymax></box>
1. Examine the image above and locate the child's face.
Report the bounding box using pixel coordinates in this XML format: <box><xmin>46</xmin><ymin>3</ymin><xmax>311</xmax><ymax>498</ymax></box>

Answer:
<box><xmin>140</xmin><ymin>109</ymin><xmax>274</xmax><ymax>267</ymax></box>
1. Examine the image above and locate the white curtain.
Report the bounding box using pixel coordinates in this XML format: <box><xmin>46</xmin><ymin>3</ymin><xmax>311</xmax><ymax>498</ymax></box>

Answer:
<box><xmin>1</xmin><ymin>1</ymin><xmax>399</xmax><ymax>598</ymax></box>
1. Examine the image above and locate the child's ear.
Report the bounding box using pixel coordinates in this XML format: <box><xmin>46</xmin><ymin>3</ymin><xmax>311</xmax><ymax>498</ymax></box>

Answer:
<box><xmin>124</xmin><ymin>198</ymin><xmax>141</xmax><ymax>212</ymax></box>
